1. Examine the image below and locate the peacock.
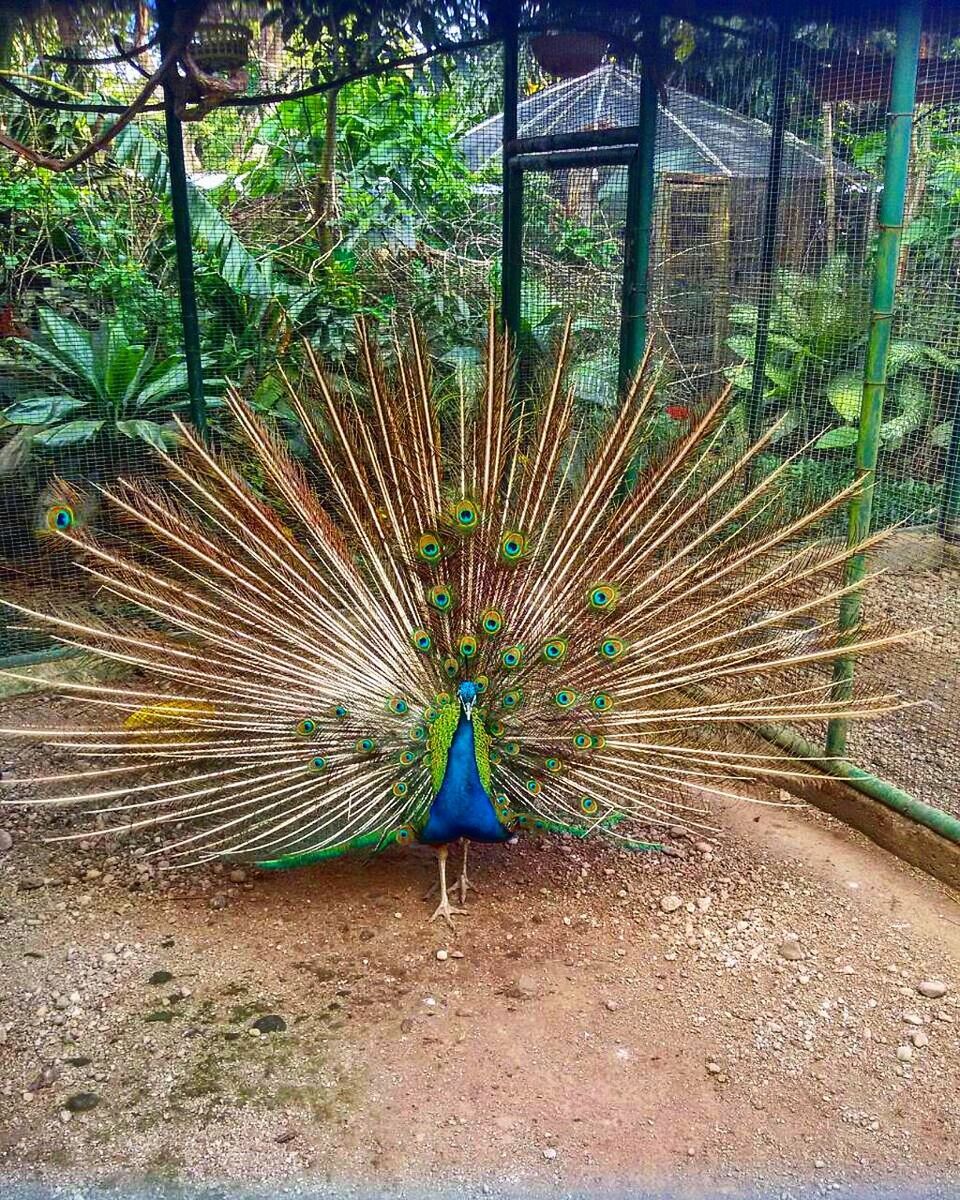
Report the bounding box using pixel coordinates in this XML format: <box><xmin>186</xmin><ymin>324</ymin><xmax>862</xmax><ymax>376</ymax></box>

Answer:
<box><xmin>0</xmin><ymin>314</ymin><xmax>905</xmax><ymax>925</ymax></box>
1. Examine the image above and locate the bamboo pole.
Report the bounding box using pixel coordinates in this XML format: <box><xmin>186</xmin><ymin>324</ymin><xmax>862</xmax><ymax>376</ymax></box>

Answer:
<box><xmin>826</xmin><ymin>0</ymin><xmax>922</xmax><ymax>757</ymax></box>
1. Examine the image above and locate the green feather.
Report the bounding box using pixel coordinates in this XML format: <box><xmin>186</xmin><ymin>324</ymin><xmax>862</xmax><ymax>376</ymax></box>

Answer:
<box><xmin>429</xmin><ymin>702</ymin><xmax>459</xmax><ymax>794</ymax></box>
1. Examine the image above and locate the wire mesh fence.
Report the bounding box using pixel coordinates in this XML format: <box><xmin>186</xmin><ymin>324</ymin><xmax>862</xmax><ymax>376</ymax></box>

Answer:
<box><xmin>0</xmin><ymin>3</ymin><xmax>957</xmax><ymax>808</ymax></box>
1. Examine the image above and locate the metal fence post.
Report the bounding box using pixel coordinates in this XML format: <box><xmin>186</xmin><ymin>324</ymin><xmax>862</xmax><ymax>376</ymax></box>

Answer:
<box><xmin>618</xmin><ymin>32</ymin><xmax>658</xmax><ymax>393</ymax></box>
<box><xmin>158</xmin><ymin>0</ymin><xmax>207</xmax><ymax>436</ymax></box>
<box><xmin>826</xmin><ymin>0</ymin><xmax>923</xmax><ymax>757</ymax></box>
<box><xmin>500</xmin><ymin>0</ymin><xmax>522</xmax><ymax>340</ymax></box>
<box><xmin>747</xmin><ymin>16</ymin><xmax>791</xmax><ymax>442</ymax></box>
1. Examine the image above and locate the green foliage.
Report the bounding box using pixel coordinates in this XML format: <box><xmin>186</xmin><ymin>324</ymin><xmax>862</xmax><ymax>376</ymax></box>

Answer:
<box><xmin>726</xmin><ymin>255</ymin><xmax>958</xmax><ymax>463</ymax></box>
<box><xmin>0</xmin><ymin>309</ymin><xmax>218</xmax><ymax>451</ymax></box>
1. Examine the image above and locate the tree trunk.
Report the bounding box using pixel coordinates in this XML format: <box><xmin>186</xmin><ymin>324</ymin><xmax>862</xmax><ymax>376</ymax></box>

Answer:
<box><xmin>312</xmin><ymin>87</ymin><xmax>340</xmax><ymax>254</ymax></box>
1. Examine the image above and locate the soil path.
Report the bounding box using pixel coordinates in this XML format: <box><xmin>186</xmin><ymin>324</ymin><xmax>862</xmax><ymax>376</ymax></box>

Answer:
<box><xmin>1</xmin><ymin>692</ymin><xmax>959</xmax><ymax>1198</ymax></box>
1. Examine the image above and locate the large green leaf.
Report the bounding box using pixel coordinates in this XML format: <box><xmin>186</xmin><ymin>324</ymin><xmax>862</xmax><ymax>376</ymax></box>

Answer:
<box><xmin>3</xmin><ymin>395</ymin><xmax>87</xmax><ymax>425</ymax></box>
<box><xmin>112</xmin><ymin>123</ymin><xmax>274</xmax><ymax>302</ymax></box>
<box><xmin>826</xmin><ymin>371</ymin><xmax>863</xmax><ymax>421</ymax></box>
<box><xmin>33</xmin><ymin>419</ymin><xmax>105</xmax><ymax>447</ymax></box>
<box><xmin>37</xmin><ymin>310</ymin><xmax>100</xmax><ymax>396</ymax></box>
<box><xmin>134</xmin><ymin>360</ymin><xmax>189</xmax><ymax>408</ymax></box>
<box><xmin>115</xmin><ymin>419</ymin><xmax>172</xmax><ymax>452</ymax></box>
<box><xmin>814</xmin><ymin>426</ymin><xmax>859</xmax><ymax>450</ymax></box>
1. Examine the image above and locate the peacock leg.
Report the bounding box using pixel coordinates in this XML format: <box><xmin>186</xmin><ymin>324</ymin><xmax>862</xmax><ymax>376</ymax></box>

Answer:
<box><xmin>428</xmin><ymin>844</ymin><xmax>467</xmax><ymax>927</ymax></box>
<box><xmin>453</xmin><ymin>838</ymin><xmax>479</xmax><ymax>905</ymax></box>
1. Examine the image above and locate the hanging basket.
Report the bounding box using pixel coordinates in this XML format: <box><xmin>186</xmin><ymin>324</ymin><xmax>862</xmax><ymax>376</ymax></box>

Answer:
<box><xmin>529</xmin><ymin>32</ymin><xmax>607</xmax><ymax>79</ymax></box>
<box><xmin>189</xmin><ymin>20</ymin><xmax>253</xmax><ymax>74</ymax></box>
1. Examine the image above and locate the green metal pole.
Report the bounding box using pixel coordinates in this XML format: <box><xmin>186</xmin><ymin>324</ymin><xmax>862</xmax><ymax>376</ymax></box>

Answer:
<box><xmin>618</xmin><ymin>35</ymin><xmax>658</xmax><ymax>393</ymax></box>
<box><xmin>826</xmin><ymin>0</ymin><xmax>922</xmax><ymax>756</ymax></box>
<box><xmin>500</xmin><ymin>0</ymin><xmax>522</xmax><ymax>340</ymax></box>
<box><xmin>158</xmin><ymin>0</ymin><xmax>206</xmax><ymax>436</ymax></box>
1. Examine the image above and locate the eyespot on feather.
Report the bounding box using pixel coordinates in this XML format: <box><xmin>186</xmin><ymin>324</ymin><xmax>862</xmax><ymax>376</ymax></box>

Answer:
<box><xmin>451</xmin><ymin>499</ymin><xmax>480</xmax><ymax>531</ymax></box>
<box><xmin>309</xmin><ymin>755</ymin><xmax>328</xmax><ymax>772</ymax></box>
<box><xmin>355</xmin><ymin>737</ymin><xmax>377</xmax><ymax>753</ymax></box>
<box><xmin>599</xmin><ymin>637</ymin><xmax>625</xmax><ymax>660</ymax></box>
<box><xmin>588</xmin><ymin>583</ymin><xmax>619</xmax><ymax>611</ymax></box>
<box><xmin>580</xmin><ymin>795</ymin><xmax>599</xmax><ymax>815</ymax></box>
<box><xmin>591</xmin><ymin>693</ymin><xmax>613</xmax><ymax>712</ymax></box>
<box><xmin>46</xmin><ymin>504</ymin><xmax>75</xmax><ymax>534</ymax></box>
<box><xmin>541</xmin><ymin>638</ymin><xmax>567</xmax><ymax>665</ymax></box>
<box><xmin>416</xmin><ymin>532</ymin><xmax>444</xmax><ymax>562</ymax></box>
<box><xmin>553</xmin><ymin>689</ymin><xmax>578</xmax><ymax>708</ymax></box>
<box><xmin>499</xmin><ymin>530</ymin><xmax>528</xmax><ymax>563</ymax></box>
<box><xmin>480</xmin><ymin>608</ymin><xmax>504</xmax><ymax>636</ymax></box>
<box><xmin>387</xmin><ymin>696</ymin><xmax>410</xmax><ymax>716</ymax></box>
<box><xmin>428</xmin><ymin>584</ymin><xmax>455</xmax><ymax>612</ymax></box>
<box><xmin>501</xmin><ymin>645</ymin><xmax>523</xmax><ymax>670</ymax></box>
<box><xmin>411</xmin><ymin>628</ymin><xmax>433</xmax><ymax>653</ymax></box>
<box><xmin>295</xmin><ymin>718</ymin><xmax>318</xmax><ymax>737</ymax></box>
<box><xmin>458</xmin><ymin>635</ymin><xmax>478</xmax><ymax>659</ymax></box>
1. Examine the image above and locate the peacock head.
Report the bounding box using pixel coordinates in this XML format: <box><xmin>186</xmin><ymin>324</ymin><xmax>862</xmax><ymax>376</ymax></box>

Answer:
<box><xmin>457</xmin><ymin>680</ymin><xmax>479</xmax><ymax>719</ymax></box>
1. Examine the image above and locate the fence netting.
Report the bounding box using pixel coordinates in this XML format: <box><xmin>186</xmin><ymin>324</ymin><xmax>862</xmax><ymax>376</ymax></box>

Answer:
<box><xmin>0</xmin><ymin>3</ymin><xmax>956</xmax><ymax>808</ymax></box>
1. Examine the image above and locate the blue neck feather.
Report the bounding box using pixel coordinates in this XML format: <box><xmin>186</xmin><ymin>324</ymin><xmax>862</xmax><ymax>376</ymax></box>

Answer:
<box><xmin>420</xmin><ymin>709</ymin><xmax>511</xmax><ymax>845</ymax></box>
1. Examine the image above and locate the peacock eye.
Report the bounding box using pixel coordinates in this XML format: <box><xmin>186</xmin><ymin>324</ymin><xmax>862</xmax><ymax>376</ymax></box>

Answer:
<box><xmin>333</xmin><ymin>705</ymin><xmax>349</xmax><ymax>719</ymax></box>
<box><xmin>387</xmin><ymin>696</ymin><xmax>409</xmax><ymax>715</ymax></box>
<box><xmin>592</xmin><ymin>693</ymin><xmax>613</xmax><ymax>712</ymax></box>
<box><xmin>455</xmin><ymin>501</ymin><xmax>479</xmax><ymax>529</ymax></box>
<box><xmin>572</xmin><ymin>731</ymin><xmax>592</xmax><ymax>750</ymax></box>
<box><xmin>480</xmin><ymin>608</ymin><xmax>503</xmax><ymax>636</ymax></box>
<box><xmin>428</xmin><ymin>585</ymin><xmax>454</xmax><ymax>611</ymax></box>
<box><xmin>392</xmin><ymin>781</ymin><xmax>409</xmax><ymax>798</ymax></box>
<box><xmin>501</xmin><ymin>645</ymin><xmax>523</xmax><ymax>670</ymax></box>
<box><xmin>525</xmin><ymin>779</ymin><xmax>542</xmax><ymax>795</ymax></box>
<box><xmin>600</xmin><ymin>638</ymin><xmax>624</xmax><ymax>659</ymax></box>
<box><xmin>309</xmin><ymin>755</ymin><xmax>327</xmax><ymax>772</ymax></box>
<box><xmin>588</xmin><ymin>582</ymin><xmax>619</xmax><ymax>610</ymax></box>
<box><xmin>295</xmin><ymin>718</ymin><xmax>318</xmax><ymax>737</ymax></box>
<box><xmin>500</xmin><ymin>531</ymin><xmax>527</xmax><ymax>563</ymax></box>
<box><xmin>541</xmin><ymin>638</ymin><xmax>567</xmax><ymax>664</ymax></box>
<box><xmin>355</xmin><ymin>737</ymin><xmax>377</xmax><ymax>753</ymax></box>
<box><xmin>581</xmin><ymin>795</ymin><xmax>599</xmax><ymax>815</ymax></box>
<box><xmin>417</xmin><ymin>533</ymin><xmax>443</xmax><ymax>562</ymax></box>
<box><xmin>554</xmin><ymin>689</ymin><xmax>577</xmax><ymax>708</ymax></box>
<box><xmin>411</xmin><ymin>628</ymin><xmax>433</xmax><ymax>653</ymax></box>
<box><xmin>459</xmin><ymin>635</ymin><xmax>478</xmax><ymax>658</ymax></box>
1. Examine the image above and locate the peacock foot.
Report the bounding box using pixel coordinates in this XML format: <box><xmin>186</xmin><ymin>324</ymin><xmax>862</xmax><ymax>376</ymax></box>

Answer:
<box><xmin>453</xmin><ymin>872</ymin><xmax>478</xmax><ymax>906</ymax></box>
<box><xmin>429</xmin><ymin>897</ymin><xmax>468</xmax><ymax>927</ymax></box>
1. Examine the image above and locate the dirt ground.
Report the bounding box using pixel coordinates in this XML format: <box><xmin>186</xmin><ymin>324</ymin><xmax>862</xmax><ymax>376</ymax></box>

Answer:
<box><xmin>1</xmin><ymin>686</ymin><xmax>960</xmax><ymax>1200</ymax></box>
<box><xmin>850</xmin><ymin>551</ymin><xmax>960</xmax><ymax>815</ymax></box>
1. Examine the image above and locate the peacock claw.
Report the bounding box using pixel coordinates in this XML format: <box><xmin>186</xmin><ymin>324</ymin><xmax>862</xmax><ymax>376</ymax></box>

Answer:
<box><xmin>429</xmin><ymin>899</ymin><xmax>468</xmax><ymax>927</ymax></box>
<box><xmin>454</xmin><ymin>875</ymin><xmax>478</xmax><ymax>905</ymax></box>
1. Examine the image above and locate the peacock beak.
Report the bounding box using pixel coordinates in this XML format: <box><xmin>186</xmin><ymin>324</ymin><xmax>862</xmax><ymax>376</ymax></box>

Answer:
<box><xmin>461</xmin><ymin>698</ymin><xmax>475</xmax><ymax>720</ymax></box>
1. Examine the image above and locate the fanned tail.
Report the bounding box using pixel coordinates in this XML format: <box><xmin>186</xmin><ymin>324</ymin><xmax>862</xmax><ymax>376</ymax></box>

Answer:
<box><xmin>1</xmin><ymin>313</ymin><xmax>911</xmax><ymax>863</ymax></box>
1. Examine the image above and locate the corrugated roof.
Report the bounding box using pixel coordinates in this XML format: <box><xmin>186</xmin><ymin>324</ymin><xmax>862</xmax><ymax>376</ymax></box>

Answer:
<box><xmin>462</xmin><ymin>65</ymin><xmax>867</xmax><ymax>185</ymax></box>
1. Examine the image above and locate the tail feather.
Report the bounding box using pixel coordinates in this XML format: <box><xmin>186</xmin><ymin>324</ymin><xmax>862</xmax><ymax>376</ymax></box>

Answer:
<box><xmin>0</xmin><ymin>314</ymin><xmax>913</xmax><ymax>863</ymax></box>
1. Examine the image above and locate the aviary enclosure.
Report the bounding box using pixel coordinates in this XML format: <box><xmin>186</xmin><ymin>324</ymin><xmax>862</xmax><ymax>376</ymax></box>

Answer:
<box><xmin>0</xmin><ymin>0</ymin><xmax>958</xmax><ymax>855</ymax></box>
